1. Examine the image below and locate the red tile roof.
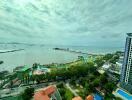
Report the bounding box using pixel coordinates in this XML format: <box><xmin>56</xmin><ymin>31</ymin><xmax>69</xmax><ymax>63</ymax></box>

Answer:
<box><xmin>44</xmin><ymin>86</ymin><xmax>56</xmax><ymax>95</ymax></box>
<box><xmin>34</xmin><ymin>91</ymin><xmax>50</xmax><ymax>100</ymax></box>
<box><xmin>34</xmin><ymin>86</ymin><xmax>56</xmax><ymax>100</ymax></box>
<box><xmin>72</xmin><ymin>96</ymin><xmax>82</xmax><ymax>100</ymax></box>
<box><xmin>86</xmin><ymin>95</ymin><xmax>94</xmax><ymax>100</ymax></box>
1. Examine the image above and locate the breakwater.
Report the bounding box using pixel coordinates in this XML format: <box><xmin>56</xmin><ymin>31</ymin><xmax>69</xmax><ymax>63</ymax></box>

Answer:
<box><xmin>0</xmin><ymin>49</ymin><xmax>24</xmax><ymax>53</ymax></box>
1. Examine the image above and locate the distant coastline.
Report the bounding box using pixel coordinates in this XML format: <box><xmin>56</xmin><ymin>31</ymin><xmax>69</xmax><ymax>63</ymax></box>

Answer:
<box><xmin>0</xmin><ymin>49</ymin><xmax>24</xmax><ymax>53</ymax></box>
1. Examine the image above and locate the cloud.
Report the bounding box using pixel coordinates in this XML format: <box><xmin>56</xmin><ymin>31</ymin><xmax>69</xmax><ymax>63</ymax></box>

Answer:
<box><xmin>0</xmin><ymin>0</ymin><xmax>132</xmax><ymax>46</ymax></box>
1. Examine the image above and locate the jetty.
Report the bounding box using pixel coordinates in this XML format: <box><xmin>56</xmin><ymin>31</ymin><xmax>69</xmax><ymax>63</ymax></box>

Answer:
<box><xmin>53</xmin><ymin>48</ymin><xmax>103</xmax><ymax>56</ymax></box>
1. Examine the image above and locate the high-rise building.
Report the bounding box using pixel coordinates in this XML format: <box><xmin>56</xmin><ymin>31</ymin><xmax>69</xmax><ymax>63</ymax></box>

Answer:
<box><xmin>120</xmin><ymin>33</ymin><xmax>132</xmax><ymax>93</ymax></box>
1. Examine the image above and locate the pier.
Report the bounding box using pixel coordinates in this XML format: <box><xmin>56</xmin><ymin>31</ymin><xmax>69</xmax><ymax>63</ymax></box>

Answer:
<box><xmin>53</xmin><ymin>48</ymin><xmax>103</xmax><ymax>56</ymax></box>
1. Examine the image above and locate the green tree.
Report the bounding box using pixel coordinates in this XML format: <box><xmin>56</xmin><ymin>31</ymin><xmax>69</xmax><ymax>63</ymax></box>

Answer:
<box><xmin>32</xmin><ymin>63</ymin><xmax>38</xmax><ymax>70</ymax></box>
<box><xmin>100</xmin><ymin>73</ymin><xmax>108</xmax><ymax>84</ymax></box>
<box><xmin>21</xmin><ymin>87</ymin><xmax>34</xmax><ymax>100</ymax></box>
<box><xmin>103</xmin><ymin>54</ymin><xmax>113</xmax><ymax>61</ymax></box>
<box><xmin>115</xmin><ymin>97</ymin><xmax>123</xmax><ymax>100</ymax></box>
<box><xmin>109</xmin><ymin>55</ymin><xmax>120</xmax><ymax>64</ymax></box>
<box><xmin>94</xmin><ymin>57</ymin><xmax>104</xmax><ymax>67</ymax></box>
<box><xmin>70</xmin><ymin>79</ymin><xmax>76</xmax><ymax>86</ymax></box>
<box><xmin>104</xmin><ymin>82</ymin><xmax>115</xmax><ymax>93</ymax></box>
<box><xmin>93</xmin><ymin>78</ymin><xmax>100</xmax><ymax>87</ymax></box>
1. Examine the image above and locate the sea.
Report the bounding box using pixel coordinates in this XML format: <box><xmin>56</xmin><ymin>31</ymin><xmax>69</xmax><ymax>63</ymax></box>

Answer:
<box><xmin>0</xmin><ymin>44</ymin><xmax>124</xmax><ymax>72</ymax></box>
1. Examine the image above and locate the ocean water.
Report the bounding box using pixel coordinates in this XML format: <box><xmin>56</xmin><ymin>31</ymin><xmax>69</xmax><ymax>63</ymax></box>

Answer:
<box><xmin>0</xmin><ymin>44</ymin><xmax>124</xmax><ymax>72</ymax></box>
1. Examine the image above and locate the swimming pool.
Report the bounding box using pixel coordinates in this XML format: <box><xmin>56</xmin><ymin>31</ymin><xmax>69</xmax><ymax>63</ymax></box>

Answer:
<box><xmin>117</xmin><ymin>89</ymin><xmax>132</xmax><ymax>100</ymax></box>
<box><xmin>94</xmin><ymin>94</ymin><xmax>103</xmax><ymax>100</ymax></box>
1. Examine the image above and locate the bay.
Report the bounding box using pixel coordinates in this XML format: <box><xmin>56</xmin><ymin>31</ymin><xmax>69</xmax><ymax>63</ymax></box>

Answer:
<box><xmin>0</xmin><ymin>44</ymin><xmax>124</xmax><ymax>72</ymax></box>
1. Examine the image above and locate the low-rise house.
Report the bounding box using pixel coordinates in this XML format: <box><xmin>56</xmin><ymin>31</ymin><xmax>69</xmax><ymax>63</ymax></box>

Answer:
<box><xmin>33</xmin><ymin>65</ymin><xmax>50</xmax><ymax>75</ymax></box>
<box><xmin>14</xmin><ymin>65</ymin><xmax>31</xmax><ymax>84</ymax></box>
<box><xmin>102</xmin><ymin>63</ymin><xmax>110</xmax><ymax>70</ymax></box>
<box><xmin>86</xmin><ymin>95</ymin><xmax>94</xmax><ymax>100</ymax></box>
<box><xmin>34</xmin><ymin>85</ymin><xmax>62</xmax><ymax>100</ymax></box>
<box><xmin>72</xmin><ymin>96</ymin><xmax>82</xmax><ymax>100</ymax></box>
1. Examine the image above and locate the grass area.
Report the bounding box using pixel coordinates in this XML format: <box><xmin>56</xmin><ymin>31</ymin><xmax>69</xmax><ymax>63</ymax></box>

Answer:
<box><xmin>69</xmin><ymin>60</ymin><xmax>84</xmax><ymax>66</ymax></box>
<box><xmin>65</xmin><ymin>88</ymin><xmax>74</xmax><ymax>100</ymax></box>
<box><xmin>48</xmin><ymin>60</ymin><xmax>84</xmax><ymax>69</ymax></box>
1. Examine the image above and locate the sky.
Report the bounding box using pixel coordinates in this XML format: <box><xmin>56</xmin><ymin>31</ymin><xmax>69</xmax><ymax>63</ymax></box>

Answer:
<box><xmin>0</xmin><ymin>0</ymin><xmax>132</xmax><ymax>47</ymax></box>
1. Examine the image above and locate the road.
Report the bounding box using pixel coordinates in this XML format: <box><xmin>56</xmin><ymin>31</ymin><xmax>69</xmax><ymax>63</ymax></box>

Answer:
<box><xmin>0</xmin><ymin>81</ymin><xmax>56</xmax><ymax>99</ymax></box>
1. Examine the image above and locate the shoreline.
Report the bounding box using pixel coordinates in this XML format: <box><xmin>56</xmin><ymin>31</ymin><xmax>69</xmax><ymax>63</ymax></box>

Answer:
<box><xmin>0</xmin><ymin>48</ymin><xmax>122</xmax><ymax>72</ymax></box>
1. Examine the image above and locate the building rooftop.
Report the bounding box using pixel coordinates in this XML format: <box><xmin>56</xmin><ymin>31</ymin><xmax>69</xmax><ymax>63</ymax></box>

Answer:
<box><xmin>34</xmin><ymin>86</ymin><xmax>56</xmax><ymax>100</ymax></box>
<box><xmin>43</xmin><ymin>85</ymin><xmax>56</xmax><ymax>95</ymax></box>
<box><xmin>72</xmin><ymin>96</ymin><xmax>82</xmax><ymax>100</ymax></box>
<box><xmin>34</xmin><ymin>91</ymin><xmax>50</xmax><ymax>100</ymax></box>
<box><xmin>33</xmin><ymin>66</ymin><xmax>50</xmax><ymax>75</ymax></box>
<box><xmin>86</xmin><ymin>95</ymin><xmax>94</xmax><ymax>100</ymax></box>
<box><xmin>20</xmin><ymin>65</ymin><xmax>30</xmax><ymax>71</ymax></box>
<box><xmin>14</xmin><ymin>65</ymin><xmax>30</xmax><ymax>72</ymax></box>
<box><xmin>102</xmin><ymin>63</ymin><xmax>110</xmax><ymax>69</ymax></box>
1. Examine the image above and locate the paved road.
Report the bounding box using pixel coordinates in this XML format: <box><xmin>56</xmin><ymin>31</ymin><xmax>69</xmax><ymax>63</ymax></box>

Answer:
<box><xmin>0</xmin><ymin>81</ymin><xmax>57</xmax><ymax>98</ymax></box>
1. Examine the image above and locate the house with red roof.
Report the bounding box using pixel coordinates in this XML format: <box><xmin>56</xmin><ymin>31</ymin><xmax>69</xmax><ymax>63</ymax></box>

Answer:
<box><xmin>34</xmin><ymin>85</ymin><xmax>62</xmax><ymax>100</ymax></box>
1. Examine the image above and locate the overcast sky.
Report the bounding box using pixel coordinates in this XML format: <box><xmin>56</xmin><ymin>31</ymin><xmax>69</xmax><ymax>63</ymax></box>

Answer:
<box><xmin>0</xmin><ymin>0</ymin><xmax>132</xmax><ymax>47</ymax></box>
